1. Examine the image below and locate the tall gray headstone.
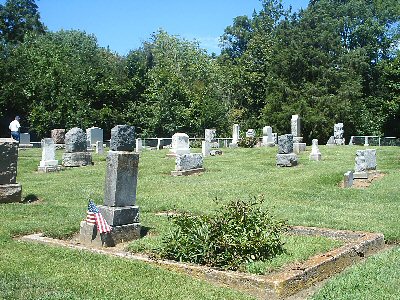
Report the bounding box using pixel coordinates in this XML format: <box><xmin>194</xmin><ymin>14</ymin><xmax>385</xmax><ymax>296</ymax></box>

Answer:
<box><xmin>230</xmin><ymin>124</ymin><xmax>240</xmax><ymax>147</ymax></box>
<box><xmin>291</xmin><ymin>115</ymin><xmax>301</xmax><ymax>137</ymax></box>
<box><xmin>0</xmin><ymin>138</ymin><xmax>22</xmax><ymax>203</ymax></box>
<box><xmin>62</xmin><ymin>127</ymin><xmax>92</xmax><ymax>167</ymax></box>
<box><xmin>276</xmin><ymin>134</ymin><xmax>298</xmax><ymax>167</ymax></box>
<box><xmin>334</xmin><ymin>123</ymin><xmax>345</xmax><ymax>145</ymax></box>
<box><xmin>86</xmin><ymin>127</ymin><xmax>103</xmax><ymax>148</ymax></box>
<box><xmin>80</xmin><ymin>125</ymin><xmax>140</xmax><ymax>247</ymax></box>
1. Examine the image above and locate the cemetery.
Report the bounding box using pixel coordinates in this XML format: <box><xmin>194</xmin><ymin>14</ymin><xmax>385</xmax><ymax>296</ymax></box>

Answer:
<box><xmin>0</xmin><ymin>0</ymin><xmax>399</xmax><ymax>298</ymax></box>
<box><xmin>1</xmin><ymin>131</ymin><xmax>399</xmax><ymax>299</ymax></box>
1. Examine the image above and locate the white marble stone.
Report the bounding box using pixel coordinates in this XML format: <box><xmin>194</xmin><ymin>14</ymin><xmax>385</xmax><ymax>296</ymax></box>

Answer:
<box><xmin>170</xmin><ymin>133</ymin><xmax>190</xmax><ymax>155</ymax></box>
<box><xmin>39</xmin><ymin>138</ymin><xmax>58</xmax><ymax>167</ymax></box>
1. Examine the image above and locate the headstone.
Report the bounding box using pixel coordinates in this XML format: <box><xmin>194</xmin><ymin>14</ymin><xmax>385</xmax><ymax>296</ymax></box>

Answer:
<box><xmin>326</xmin><ymin>136</ymin><xmax>335</xmax><ymax>145</ymax></box>
<box><xmin>262</xmin><ymin>126</ymin><xmax>274</xmax><ymax>147</ymax></box>
<box><xmin>80</xmin><ymin>125</ymin><xmax>140</xmax><ymax>247</ymax></box>
<box><xmin>354</xmin><ymin>150</ymin><xmax>368</xmax><ymax>179</ymax></box>
<box><xmin>205</xmin><ymin>129</ymin><xmax>216</xmax><ymax>143</ymax></box>
<box><xmin>38</xmin><ymin>138</ymin><xmax>60</xmax><ymax>172</ymax></box>
<box><xmin>19</xmin><ymin>133</ymin><xmax>31</xmax><ymax>145</ymax></box>
<box><xmin>291</xmin><ymin>115</ymin><xmax>301</xmax><ymax>137</ymax></box>
<box><xmin>62</xmin><ymin>127</ymin><xmax>92</xmax><ymax>167</ymax></box>
<box><xmin>364</xmin><ymin>149</ymin><xmax>377</xmax><ymax>170</ymax></box>
<box><xmin>276</xmin><ymin>134</ymin><xmax>298</xmax><ymax>167</ymax></box>
<box><xmin>0</xmin><ymin>138</ymin><xmax>22</xmax><ymax>203</ymax></box>
<box><xmin>343</xmin><ymin>171</ymin><xmax>354</xmax><ymax>188</ymax></box>
<box><xmin>86</xmin><ymin>127</ymin><xmax>103</xmax><ymax>148</ymax></box>
<box><xmin>246</xmin><ymin>129</ymin><xmax>256</xmax><ymax>138</ymax></box>
<box><xmin>171</xmin><ymin>153</ymin><xmax>204</xmax><ymax>176</ymax></box>
<box><xmin>135</xmin><ymin>138</ymin><xmax>143</xmax><ymax>153</ymax></box>
<box><xmin>202</xmin><ymin>141</ymin><xmax>211</xmax><ymax>157</ymax></box>
<box><xmin>229</xmin><ymin>124</ymin><xmax>240</xmax><ymax>147</ymax></box>
<box><xmin>110</xmin><ymin>125</ymin><xmax>135</xmax><ymax>151</ymax></box>
<box><xmin>96</xmin><ymin>141</ymin><xmax>104</xmax><ymax>155</ymax></box>
<box><xmin>309</xmin><ymin>139</ymin><xmax>322</xmax><ymax>161</ymax></box>
<box><xmin>333</xmin><ymin>123</ymin><xmax>345</xmax><ymax>145</ymax></box>
<box><xmin>169</xmin><ymin>133</ymin><xmax>190</xmax><ymax>156</ymax></box>
<box><xmin>51</xmin><ymin>129</ymin><xmax>66</xmax><ymax>144</ymax></box>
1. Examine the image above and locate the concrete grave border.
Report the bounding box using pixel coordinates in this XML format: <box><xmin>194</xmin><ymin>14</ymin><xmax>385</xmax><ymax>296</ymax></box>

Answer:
<box><xmin>17</xmin><ymin>225</ymin><xmax>384</xmax><ymax>299</ymax></box>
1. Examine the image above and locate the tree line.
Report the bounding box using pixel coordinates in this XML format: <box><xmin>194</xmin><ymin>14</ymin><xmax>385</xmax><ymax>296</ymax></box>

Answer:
<box><xmin>0</xmin><ymin>0</ymin><xmax>399</xmax><ymax>142</ymax></box>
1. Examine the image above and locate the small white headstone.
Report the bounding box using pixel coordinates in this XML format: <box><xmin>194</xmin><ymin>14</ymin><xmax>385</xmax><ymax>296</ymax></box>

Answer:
<box><xmin>96</xmin><ymin>141</ymin><xmax>104</xmax><ymax>154</ymax></box>
<box><xmin>39</xmin><ymin>138</ymin><xmax>58</xmax><ymax>167</ymax></box>
<box><xmin>170</xmin><ymin>133</ymin><xmax>190</xmax><ymax>155</ymax></box>
<box><xmin>135</xmin><ymin>138</ymin><xmax>143</xmax><ymax>153</ymax></box>
<box><xmin>309</xmin><ymin>139</ymin><xmax>322</xmax><ymax>161</ymax></box>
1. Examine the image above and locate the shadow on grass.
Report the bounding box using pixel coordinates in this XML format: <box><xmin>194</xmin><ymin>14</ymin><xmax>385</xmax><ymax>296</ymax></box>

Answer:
<box><xmin>140</xmin><ymin>226</ymin><xmax>152</xmax><ymax>238</ymax></box>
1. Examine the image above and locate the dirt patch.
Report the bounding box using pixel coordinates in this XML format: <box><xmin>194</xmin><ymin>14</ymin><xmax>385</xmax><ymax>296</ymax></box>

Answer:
<box><xmin>340</xmin><ymin>171</ymin><xmax>384</xmax><ymax>189</ymax></box>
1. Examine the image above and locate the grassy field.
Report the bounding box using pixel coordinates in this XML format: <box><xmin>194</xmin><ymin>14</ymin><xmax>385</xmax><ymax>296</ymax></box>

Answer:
<box><xmin>0</xmin><ymin>145</ymin><xmax>399</xmax><ymax>299</ymax></box>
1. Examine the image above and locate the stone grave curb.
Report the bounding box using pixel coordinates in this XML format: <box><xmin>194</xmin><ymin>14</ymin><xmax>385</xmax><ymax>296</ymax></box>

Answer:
<box><xmin>171</xmin><ymin>168</ymin><xmax>205</xmax><ymax>176</ymax></box>
<box><xmin>17</xmin><ymin>225</ymin><xmax>384</xmax><ymax>300</ymax></box>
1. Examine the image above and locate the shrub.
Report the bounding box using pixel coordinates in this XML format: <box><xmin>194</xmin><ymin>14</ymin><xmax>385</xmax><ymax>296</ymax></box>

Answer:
<box><xmin>238</xmin><ymin>137</ymin><xmax>258</xmax><ymax>148</ymax></box>
<box><xmin>158</xmin><ymin>196</ymin><xmax>288</xmax><ymax>270</ymax></box>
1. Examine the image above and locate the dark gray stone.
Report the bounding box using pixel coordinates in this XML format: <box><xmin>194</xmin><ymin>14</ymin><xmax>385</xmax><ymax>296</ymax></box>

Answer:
<box><xmin>276</xmin><ymin>153</ymin><xmax>298</xmax><ymax>167</ymax></box>
<box><xmin>98</xmin><ymin>205</ymin><xmax>139</xmax><ymax>226</ymax></box>
<box><xmin>175</xmin><ymin>153</ymin><xmax>203</xmax><ymax>171</ymax></box>
<box><xmin>104</xmin><ymin>151</ymin><xmax>139</xmax><ymax>207</ymax></box>
<box><xmin>62</xmin><ymin>152</ymin><xmax>92</xmax><ymax>167</ymax></box>
<box><xmin>0</xmin><ymin>183</ymin><xmax>22</xmax><ymax>203</ymax></box>
<box><xmin>65</xmin><ymin>127</ymin><xmax>87</xmax><ymax>153</ymax></box>
<box><xmin>110</xmin><ymin>125</ymin><xmax>135</xmax><ymax>151</ymax></box>
<box><xmin>79</xmin><ymin>221</ymin><xmax>141</xmax><ymax>247</ymax></box>
<box><xmin>0</xmin><ymin>139</ymin><xmax>18</xmax><ymax>185</ymax></box>
<box><xmin>51</xmin><ymin>129</ymin><xmax>66</xmax><ymax>144</ymax></box>
<box><xmin>278</xmin><ymin>134</ymin><xmax>294</xmax><ymax>154</ymax></box>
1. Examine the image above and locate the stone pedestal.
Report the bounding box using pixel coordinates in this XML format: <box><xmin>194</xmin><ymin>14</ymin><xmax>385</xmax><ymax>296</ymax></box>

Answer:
<box><xmin>276</xmin><ymin>153</ymin><xmax>298</xmax><ymax>167</ymax></box>
<box><xmin>79</xmin><ymin>221</ymin><xmax>141</xmax><ymax>247</ymax></box>
<box><xmin>62</xmin><ymin>152</ymin><xmax>92</xmax><ymax>167</ymax></box>
<box><xmin>0</xmin><ymin>183</ymin><xmax>22</xmax><ymax>203</ymax></box>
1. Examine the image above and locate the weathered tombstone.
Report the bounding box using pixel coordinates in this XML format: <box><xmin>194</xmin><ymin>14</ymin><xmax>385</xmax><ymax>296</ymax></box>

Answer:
<box><xmin>262</xmin><ymin>126</ymin><xmax>275</xmax><ymax>147</ymax></box>
<box><xmin>202</xmin><ymin>141</ymin><xmax>211</xmax><ymax>157</ymax></box>
<box><xmin>205</xmin><ymin>129</ymin><xmax>216</xmax><ymax>143</ymax></box>
<box><xmin>171</xmin><ymin>153</ymin><xmax>204</xmax><ymax>176</ymax></box>
<box><xmin>19</xmin><ymin>133</ymin><xmax>32</xmax><ymax>148</ymax></box>
<box><xmin>326</xmin><ymin>136</ymin><xmax>335</xmax><ymax>145</ymax></box>
<box><xmin>80</xmin><ymin>125</ymin><xmax>140</xmax><ymax>247</ymax></box>
<box><xmin>354</xmin><ymin>150</ymin><xmax>368</xmax><ymax>179</ymax></box>
<box><xmin>309</xmin><ymin>139</ymin><xmax>322</xmax><ymax>161</ymax></box>
<box><xmin>276</xmin><ymin>134</ymin><xmax>298</xmax><ymax>167</ymax></box>
<box><xmin>291</xmin><ymin>115</ymin><xmax>301</xmax><ymax>137</ymax></box>
<box><xmin>135</xmin><ymin>138</ymin><xmax>143</xmax><ymax>153</ymax></box>
<box><xmin>51</xmin><ymin>129</ymin><xmax>66</xmax><ymax>144</ymax></box>
<box><xmin>291</xmin><ymin>114</ymin><xmax>306</xmax><ymax>153</ymax></box>
<box><xmin>246</xmin><ymin>129</ymin><xmax>256</xmax><ymax>138</ymax></box>
<box><xmin>364</xmin><ymin>149</ymin><xmax>377</xmax><ymax>171</ymax></box>
<box><xmin>86</xmin><ymin>127</ymin><xmax>103</xmax><ymax>149</ymax></box>
<box><xmin>96</xmin><ymin>141</ymin><xmax>104</xmax><ymax>155</ymax></box>
<box><xmin>38</xmin><ymin>138</ymin><xmax>60</xmax><ymax>172</ymax></box>
<box><xmin>168</xmin><ymin>133</ymin><xmax>190</xmax><ymax>157</ymax></box>
<box><xmin>62</xmin><ymin>127</ymin><xmax>92</xmax><ymax>167</ymax></box>
<box><xmin>343</xmin><ymin>171</ymin><xmax>354</xmax><ymax>188</ymax></box>
<box><xmin>334</xmin><ymin>123</ymin><xmax>345</xmax><ymax>145</ymax></box>
<box><xmin>0</xmin><ymin>138</ymin><xmax>22</xmax><ymax>203</ymax></box>
<box><xmin>229</xmin><ymin>124</ymin><xmax>240</xmax><ymax>148</ymax></box>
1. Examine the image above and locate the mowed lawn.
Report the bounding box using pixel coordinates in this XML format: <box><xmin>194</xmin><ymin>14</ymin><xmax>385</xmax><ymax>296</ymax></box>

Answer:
<box><xmin>0</xmin><ymin>145</ymin><xmax>399</xmax><ymax>299</ymax></box>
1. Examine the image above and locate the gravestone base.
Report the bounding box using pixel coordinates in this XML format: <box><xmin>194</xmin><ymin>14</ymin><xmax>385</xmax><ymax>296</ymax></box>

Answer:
<box><xmin>98</xmin><ymin>205</ymin><xmax>139</xmax><ymax>226</ymax></box>
<box><xmin>38</xmin><ymin>165</ymin><xmax>61</xmax><ymax>173</ymax></box>
<box><xmin>79</xmin><ymin>221</ymin><xmax>141</xmax><ymax>247</ymax></box>
<box><xmin>18</xmin><ymin>144</ymin><xmax>33</xmax><ymax>149</ymax></box>
<box><xmin>210</xmin><ymin>149</ymin><xmax>223</xmax><ymax>156</ymax></box>
<box><xmin>293</xmin><ymin>143</ymin><xmax>306</xmax><ymax>154</ymax></box>
<box><xmin>171</xmin><ymin>168</ymin><xmax>205</xmax><ymax>176</ymax></box>
<box><xmin>309</xmin><ymin>153</ymin><xmax>322</xmax><ymax>161</ymax></box>
<box><xmin>0</xmin><ymin>183</ymin><xmax>22</xmax><ymax>203</ymax></box>
<box><xmin>276</xmin><ymin>153</ymin><xmax>298</xmax><ymax>167</ymax></box>
<box><xmin>62</xmin><ymin>152</ymin><xmax>93</xmax><ymax>167</ymax></box>
<box><xmin>353</xmin><ymin>171</ymin><xmax>368</xmax><ymax>179</ymax></box>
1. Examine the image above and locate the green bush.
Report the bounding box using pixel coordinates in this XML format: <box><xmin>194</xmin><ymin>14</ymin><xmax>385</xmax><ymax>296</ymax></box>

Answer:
<box><xmin>159</xmin><ymin>196</ymin><xmax>288</xmax><ymax>270</ymax></box>
<box><xmin>238</xmin><ymin>137</ymin><xmax>258</xmax><ymax>148</ymax></box>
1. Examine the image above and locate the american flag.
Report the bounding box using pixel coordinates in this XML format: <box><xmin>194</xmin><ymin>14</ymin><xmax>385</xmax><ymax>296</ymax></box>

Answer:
<box><xmin>86</xmin><ymin>200</ymin><xmax>112</xmax><ymax>234</ymax></box>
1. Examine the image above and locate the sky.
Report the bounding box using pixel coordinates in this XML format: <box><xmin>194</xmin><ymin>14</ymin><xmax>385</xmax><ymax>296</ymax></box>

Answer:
<box><xmin>1</xmin><ymin>0</ymin><xmax>309</xmax><ymax>55</ymax></box>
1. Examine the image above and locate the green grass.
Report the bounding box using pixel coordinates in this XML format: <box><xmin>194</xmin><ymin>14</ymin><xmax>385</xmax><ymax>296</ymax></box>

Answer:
<box><xmin>0</xmin><ymin>145</ymin><xmax>399</xmax><ymax>299</ymax></box>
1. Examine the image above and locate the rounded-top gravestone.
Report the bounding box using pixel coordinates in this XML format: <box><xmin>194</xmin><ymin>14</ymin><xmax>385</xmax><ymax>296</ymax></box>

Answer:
<box><xmin>110</xmin><ymin>125</ymin><xmax>135</xmax><ymax>151</ymax></box>
<box><xmin>65</xmin><ymin>128</ymin><xmax>87</xmax><ymax>153</ymax></box>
